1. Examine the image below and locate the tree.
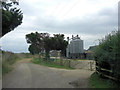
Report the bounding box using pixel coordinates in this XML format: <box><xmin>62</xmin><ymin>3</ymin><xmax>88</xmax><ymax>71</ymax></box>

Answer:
<box><xmin>26</xmin><ymin>32</ymin><xmax>68</xmax><ymax>61</ymax></box>
<box><xmin>43</xmin><ymin>37</ymin><xmax>52</xmax><ymax>60</ymax></box>
<box><xmin>26</xmin><ymin>32</ymin><xmax>42</xmax><ymax>54</ymax></box>
<box><xmin>26</xmin><ymin>32</ymin><xmax>50</xmax><ymax>60</ymax></box>
<box><xmin>28</xmin><ymin>44</ymin><xmax>39</xmax><ymax>55</ymax></box>
<box><xmin>53</xmin><ymin>34</ymin><xmax>68</xmax><ymax>56</ymax></box>
<box><xmin>1</xmin><ymin>0</ymin><xmax>23</xmax><ymax>36</ymax></box>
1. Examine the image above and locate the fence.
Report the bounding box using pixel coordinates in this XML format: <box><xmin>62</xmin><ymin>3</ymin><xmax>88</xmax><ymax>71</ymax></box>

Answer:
<box><xmin>50</xmin><ymin>58</ymin><xmax>72</xmax><ymax>68</ymax></box>
<box><xmin>51</xmin><ymin>58</ymin><xmax>96</xmax><ymax>70</ymax></box>
<box><xmin>96</xmin><ymin>61</ymin><xmax>120</xmax><ymax>82</ymax></box>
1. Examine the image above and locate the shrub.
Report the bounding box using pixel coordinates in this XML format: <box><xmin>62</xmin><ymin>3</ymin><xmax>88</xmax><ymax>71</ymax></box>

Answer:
<box><xmin>94</xmin><ymin>31</ymin><xmax>120</xmax><ymax>80</ymax></box>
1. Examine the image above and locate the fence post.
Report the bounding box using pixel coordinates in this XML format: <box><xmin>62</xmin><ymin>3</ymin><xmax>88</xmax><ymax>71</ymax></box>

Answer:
<box><xmin>60</xmin><ymin>58</ymin><xmax>63</xmax><ymax>66</ymax></box>
<box><xmin>90</xmin><ymin>61</ymin><xmax>92</xmax><ymax>71</ymax></box>
<box><xmin>68</xmin><ymin>60</ymin><xmax>71</xmax><ymax>68</ymax></box>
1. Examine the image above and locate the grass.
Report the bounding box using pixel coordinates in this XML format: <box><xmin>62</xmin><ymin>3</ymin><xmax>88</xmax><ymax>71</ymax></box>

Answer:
<box><xmin>2</xmin><ymin>59</ymin><xmax>21</xmax><ymax>75</ymax></box>
<box><xmin>2</xmin><ymin>52</ymin><xmax>20</xmax><ymax>75</ymax></box>
<box><xmin>88</xmin><ymin>72</ymin><xmax>119</xmax><ymax>88</ymax></box>
<box><xmin>2</xmin><ymin>62</ymin><xmax>13</xmax><ymax>75</ymax></box>
<box><xmin>72</xmin><ymin>59</ymin><xmax>92</xmax><ymax>61</ymax></box>
<box><xmin>2</xmin><ymin>51</ymin><xmax>33</xmax><ymax>75</ymax></box>
<box><xmin>31</xmin><ymin>58</ymin><xmax>75</xmax><ymax>70</ymax></box>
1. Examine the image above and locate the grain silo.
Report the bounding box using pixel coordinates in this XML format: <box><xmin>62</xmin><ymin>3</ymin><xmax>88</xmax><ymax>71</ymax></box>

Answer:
<box><xmin>66</xmin><ymin>35</ymin><xmax>84</xmax><ymax>59</ymax></box>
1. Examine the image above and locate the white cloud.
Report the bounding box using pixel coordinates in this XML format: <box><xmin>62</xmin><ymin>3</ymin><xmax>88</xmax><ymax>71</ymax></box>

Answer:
<box><xmin>0</xmin><ymin>0</ymin><xmax>119</xmax><ymax>53</ymax></box>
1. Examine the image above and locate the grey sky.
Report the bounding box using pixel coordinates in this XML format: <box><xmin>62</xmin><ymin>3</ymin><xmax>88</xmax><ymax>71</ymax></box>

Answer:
<box><xmin>0</xmin><ymin>0</ymin><xmax>119</xmax><ymax>53</ymax></box>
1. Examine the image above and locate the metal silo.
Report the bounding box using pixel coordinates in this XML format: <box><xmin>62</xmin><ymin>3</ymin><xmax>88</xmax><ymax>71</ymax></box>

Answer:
<box><xmin>66</xmin><ymin>35</ymin><xmax>84</xmax><ymax>59</ymax></box>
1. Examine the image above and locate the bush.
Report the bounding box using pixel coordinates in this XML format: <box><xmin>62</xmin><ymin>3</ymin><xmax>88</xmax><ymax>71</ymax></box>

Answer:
<box><xmin>94</xmin><ymin>31</ymin><xmax>120</xmax><ymax>80</ymax></box>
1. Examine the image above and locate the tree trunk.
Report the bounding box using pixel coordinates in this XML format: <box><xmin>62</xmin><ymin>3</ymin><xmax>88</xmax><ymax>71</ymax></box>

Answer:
<box><xmin>45</xmin><ymin>51</ymin><xmax>50</xmax><ymax>62</ymax></box>
<box><xmin>60</xmin><ymin>57</ymin><xmax>63</xmax><ymax>66</ymax></box>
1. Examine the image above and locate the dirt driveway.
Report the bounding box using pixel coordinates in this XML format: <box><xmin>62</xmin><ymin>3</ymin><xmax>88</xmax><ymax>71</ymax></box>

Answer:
<box><xmin>2</xmin><ymin>58</ymin><xmax>94</xmax><ymax>88</ymax></box>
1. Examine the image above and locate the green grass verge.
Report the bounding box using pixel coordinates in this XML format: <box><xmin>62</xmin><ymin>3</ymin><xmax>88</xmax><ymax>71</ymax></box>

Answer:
<box><xmin>2</xmin><ymin>62</ymin><xmax>13</xmax><ymax>75</ymax></box>
<box><xmin>2</xmin><ymin>51</ymin><xmax>33</xmax><ymax>75</ymax></box>
<box><xmin>88</xmin><ymin>72</ymin><xmax>119</xmax><ymax>88</ymax></box>
<box><xmin>2</xmin><ymin>56</ymin><xmax>21</xmax><ymax>75</ymax></box>
<box><xmin>31</xmin><ymin>58</ymin><xmax>75</xmax><ymax>70</ymax></box>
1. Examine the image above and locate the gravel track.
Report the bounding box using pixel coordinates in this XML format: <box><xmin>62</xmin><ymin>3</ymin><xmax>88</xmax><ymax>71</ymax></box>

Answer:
<box><xmin>2</xmin><ymin>58</ymin><xmax>94</xmax><ymax>88</ymax></box>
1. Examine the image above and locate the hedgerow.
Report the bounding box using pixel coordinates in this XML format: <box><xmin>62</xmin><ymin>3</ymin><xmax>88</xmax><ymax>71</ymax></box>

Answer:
<box><xmin>94</xmin><ymin>31</ymin><xmax>120</xmax><ymax>80</ymax></box>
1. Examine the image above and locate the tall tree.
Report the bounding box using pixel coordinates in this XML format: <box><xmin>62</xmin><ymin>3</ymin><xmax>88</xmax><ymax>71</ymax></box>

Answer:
<box><xmin>26</xmin><ymin>32</ymin><xmax>50</xmax><ymax>60</ymax></box>
<box><xmin>26</xmin><ymin>32</ymin><xmax>68</xmax><ymax>60</ymax></box>
<box><xmin>1</xmin><ymin>0</ymin><xmax>23</xmax><ymax>36</ymax></box>
<box><xmin>28</xmin><ymin>44</ymin><xmax>39</xmax><ymax>55</ymax></box>
<box><xmin>53</xmin><ymin>34</ymin><xmax>68</xmax><ymax>56</ymax></box>
<box><xmin>26</xmin><ymin>32</ymin><xmax>43</xmax><ymax>54</ymax></box>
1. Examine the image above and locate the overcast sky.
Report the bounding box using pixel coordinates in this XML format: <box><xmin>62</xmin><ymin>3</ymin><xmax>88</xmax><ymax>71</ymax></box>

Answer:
<box><xmin>0</xmin><ymin>0</ymin><xmax>119</xmax><ymax>53</ymax></box>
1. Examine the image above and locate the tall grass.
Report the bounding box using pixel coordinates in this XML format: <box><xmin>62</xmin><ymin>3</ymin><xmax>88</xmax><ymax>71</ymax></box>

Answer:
<box><xmin>2</xmin><ymin>51</ymin><xmax>20</xmax><ymax>75</ymax></box>
<box><xmin>2</xmin><ymin>50</ymin><xmax>33</xmax><ymax>75</ymax></box>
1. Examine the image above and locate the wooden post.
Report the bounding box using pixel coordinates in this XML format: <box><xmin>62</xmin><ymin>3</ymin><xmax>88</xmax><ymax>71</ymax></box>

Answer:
<box><xmin>60</xmin><ymin>59</ymin><xmax>63</xmax><ymax>66</ymax></box>
<box><xmin>59</xmin><ymin>51</ymin><xmax>63</xmax><ymax>66</ymax></box>
<box><xmin>55</xmin><ymin>55</ymin><xmax>57</xmax><ymax>64</ymax></box>
<box><xmin>68</xmin><ymin>60</ymin><xmax>71</xmax><ymax>68</ymax></box>
<box><xmin>90</xmin><ymin>61</ymin><xmax>92</xmax><ymax>71</ymax></box>
<box><xmin>38</xmin><ymin>53</ymin><xmax>41</xmax><ymax>63</ymax></box>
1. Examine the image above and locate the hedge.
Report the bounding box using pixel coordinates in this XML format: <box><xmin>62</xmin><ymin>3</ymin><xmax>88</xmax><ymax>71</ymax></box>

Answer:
<box><xmin>94</xmin><ymin>31</ymin><xmax>120</xmax><ymax>80</ymax></box>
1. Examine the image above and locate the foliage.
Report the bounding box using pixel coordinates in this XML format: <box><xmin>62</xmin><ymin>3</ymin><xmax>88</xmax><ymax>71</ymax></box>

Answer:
<box><xmin>52</xmin><ymin>34</ymin><xmax>68</xmax><ymax>56</ymax></box>
<box><xmin>26</xmin><ymin>32</ymin><xmax>68</xmax><ymax>60</ymax></box>
<box><xmin>87</xmin><ymin>45</ymin><xmax>98</xmax><ymax>52</ymax></box>
<box><xmin>44</xmin><ymin>34</ymin><xmax>68</xmax><ymax>58</ymax></box>
<box><xmin>26</xmin><ymin>32</ymin><xmax>50</xmax><ymax>55</ymax></box>
<box><xmin>95</xmin><ymin>31</ymin><xmax>120</xmax><ymax>62</ymax></box>
<box><xmin>94</xmin><ymin>31</ymin><xmax>120</xmax><ymax>80</ymax></box>
<box><xmin>1</xmin><ymin>1</ymin><xmax>23</xmax><ymax>36</ymax></box>
<box><xmin>28</xmin><ymin>43</ymin><xmax>39</xmax><ymax>55</ymax></box>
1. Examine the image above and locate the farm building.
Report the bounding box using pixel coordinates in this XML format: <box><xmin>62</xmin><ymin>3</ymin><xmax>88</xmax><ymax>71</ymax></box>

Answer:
<box><xmin>66</xmin><ymin>35</ymin><xmax>84</xmax><ymax>59</ymax></box>
<box><xmin>50</xmin><ymin>50</ymin><xmax>61</xmax><ymax>57</ymax></box>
